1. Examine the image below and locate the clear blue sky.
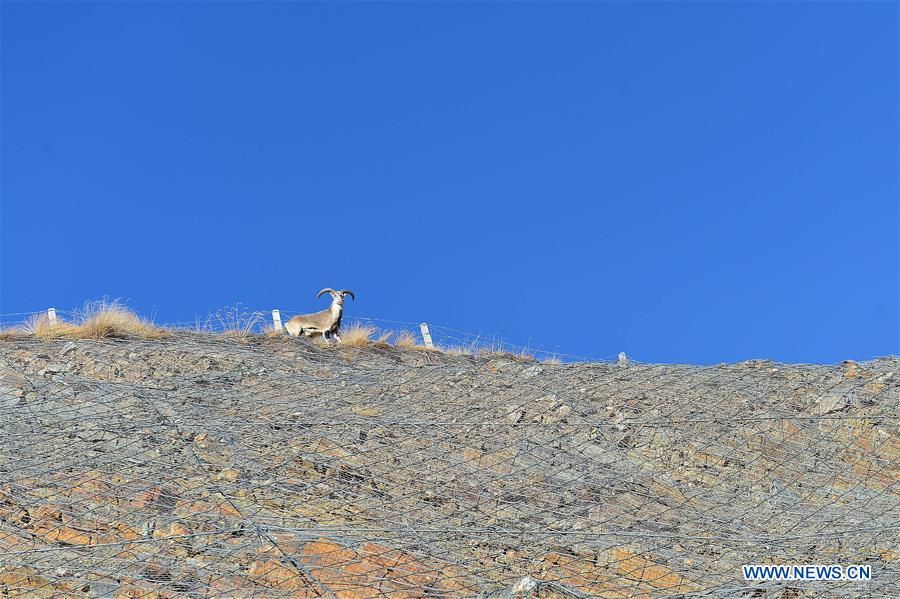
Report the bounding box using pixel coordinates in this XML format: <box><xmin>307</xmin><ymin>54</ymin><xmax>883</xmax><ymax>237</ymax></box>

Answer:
<box><xmin>1</xmin><ymin>1</ymin><xmax>897</xmax><ymax>364</ymax></box>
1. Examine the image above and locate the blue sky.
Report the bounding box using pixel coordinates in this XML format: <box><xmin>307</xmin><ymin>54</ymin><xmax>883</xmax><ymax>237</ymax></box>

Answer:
<box><xmin>1</xmin><ymin>1</ymin><xmax>897</xmax><ymax>363</ymax></box>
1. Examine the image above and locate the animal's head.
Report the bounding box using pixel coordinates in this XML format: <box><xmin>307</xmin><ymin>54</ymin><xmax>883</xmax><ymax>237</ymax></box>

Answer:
<box><xmin>317</xmin><ymin>288</ymin><xmax>355</xmax><ymax>306</ymax></box>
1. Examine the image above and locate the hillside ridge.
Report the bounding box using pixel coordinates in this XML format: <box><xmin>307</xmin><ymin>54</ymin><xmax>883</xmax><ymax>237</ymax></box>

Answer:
<box><xmin>0</xmin><ymin>333</ymin><xmax>897</xmax><ymax>597</ymax></box>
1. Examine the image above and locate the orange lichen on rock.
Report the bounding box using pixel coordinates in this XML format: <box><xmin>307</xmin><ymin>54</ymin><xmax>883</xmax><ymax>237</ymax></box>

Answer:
<box><xmin>359</xmin><ymin>542</ymin><xmax>437</xmax><ymax>592</ymax></box>
<box><xmin>302</xmin><ymin>539</ymin><xmax>385</xmax><ymax>598</ymax></box>
<box><xmin>537</xmin><ymin>551</ymin><xmax>625</xmax><ymax>597</ymax></box>
<box><xmin>284</xmin><ymin>538</ymin><xmax>479</xmax><ymax>598</ymax></box>
<box><xmin>534</xmin><ymin>547</ymin><xmax>700</xmax><ymax>597</ymax></box>
<box><xmin>608</xmin><ymin>547</ymin><xmax>698</xmax><ymax>593</ymax></box>
<box><xmin>247</xmin><ymin>559</ymin><xmax>323</xmax><ymax>596</ymax></box>
<box><xmin>0</xmin><ymin>566</ymin><xmax>77</xmax><ymax>596</ymax></box>
<box><xmin>174</xmin><ymin>496</ymin><xmax>243</xmax><ymax>519</ymax></box>
<box><xmin>22</xmin><ymin>503</ymin><xmax>140</xmax><ymax>547</ymax></box>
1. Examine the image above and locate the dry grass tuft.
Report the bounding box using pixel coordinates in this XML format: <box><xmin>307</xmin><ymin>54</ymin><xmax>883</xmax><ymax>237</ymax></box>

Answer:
<box><xmin>0</xmin><ymin>327</ymin><xmax>25</xmax><ymax>341</ymax></box>
<box><xmin>340</xmin><ymin>324</ymin><xmax>376</xmax><ymax>347</ymax></box>
<box><xmin>542</xmin><ymin>354</ymin><xmax>563</xmax><ymax>364</ymax></box>
<box><xmin>220</xmin><ymin>330</ymin><xmax>255</xmax><ymax>344</ymax></box>
<box><xmin>261</xmin><ymin>324</ymin><xmax>283</xmax><ymax>338</ymax></box>
<box><xmin>373</xmin><ymin>330</ymin><xmax>393</xmax><ymax>346</ymax></box>
<box><xmin>74</xmin><ymin>300</ymin><xmax>167</xmax><ymax>340</ymax></box>
<box><xmin>393</xmin><ymin>330</ymin><xmax>418</xmax><ymax>348</ymax></box>
<box><xmin>203</xmin><ymin>304</ymin><xmax>263</xmax><ymax>337</ymax></box>
<box><xmin>2</xmin><ymin>302</ymin><xmax>167</xmax><ymax>340</ymax></box>
<box><xmin>444</xmin><ymin>346</ymin><xmax>474</xmax><ymax>356</ymax></box>
<box><xmin>20</xmin><ymin>313</ymin><xmax>79</xmax><ymax>339</ymax></box>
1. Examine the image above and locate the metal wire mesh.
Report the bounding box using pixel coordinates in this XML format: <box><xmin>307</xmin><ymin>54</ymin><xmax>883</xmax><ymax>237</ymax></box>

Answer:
<box><xmin>0</xmin><ymin>328</ymin><xmax>897</xmax><ymax>597</ymax></box>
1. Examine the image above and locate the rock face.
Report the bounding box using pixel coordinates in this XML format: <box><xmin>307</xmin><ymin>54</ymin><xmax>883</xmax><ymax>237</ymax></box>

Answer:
<box><xmin>0</xmin><ymin>333</ymin><xmax>897</xmax><ymax>598</ymax></box>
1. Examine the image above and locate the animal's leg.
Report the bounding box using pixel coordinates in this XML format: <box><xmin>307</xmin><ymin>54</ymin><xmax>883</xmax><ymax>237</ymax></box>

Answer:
<box><xmin>322</xmin><ymin>330</ymin><xmax>331</xmax><ymax>342</ymax></box>
<box><xmin>333</xmin><ymin>332</ymin><xmax>342</xmax><ymax>343</ymax></box>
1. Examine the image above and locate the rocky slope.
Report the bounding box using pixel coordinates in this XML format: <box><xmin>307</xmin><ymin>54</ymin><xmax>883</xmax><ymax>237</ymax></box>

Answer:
<box><xmin>0</xmin><ymin>333</ymin><xmax>897</xmax><ymax>597</ymax></box>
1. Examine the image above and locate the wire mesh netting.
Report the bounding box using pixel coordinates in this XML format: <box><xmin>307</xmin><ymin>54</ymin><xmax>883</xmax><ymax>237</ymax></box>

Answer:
<box><xmin>0</xmin><ymin>324</ymin><xmax>897</xmax><ymax>597</ymax></box>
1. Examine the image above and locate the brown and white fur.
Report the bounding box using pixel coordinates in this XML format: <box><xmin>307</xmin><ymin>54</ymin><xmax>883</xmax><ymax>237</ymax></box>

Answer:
<box><xmin>284</xmin><ymin>288</ymin><xmax>355</xmax><ymax>342</ymax></box>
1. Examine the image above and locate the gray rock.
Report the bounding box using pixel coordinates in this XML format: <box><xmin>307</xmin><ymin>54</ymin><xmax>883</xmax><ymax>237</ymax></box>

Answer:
<box><xmin>813</xmin><ymin>384</ymin><xmax>856</xmax><ymax>414</ymax></box>
<box><xmin>0</xmin><ymin>396</ymin><xmax>22</xmax><ymax>408</ymax></box>
<box><xmin>504</xmin><ymin>404</ymin><xmax>525</xmax><ymax>423</ymax></box>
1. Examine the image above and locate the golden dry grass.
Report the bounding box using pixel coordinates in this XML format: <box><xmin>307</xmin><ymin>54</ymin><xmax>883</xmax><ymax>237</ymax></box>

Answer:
<box><xmin>220</xmin><ymin>330</ymin><xmax>256</xmax><ymax>344</ymax></box>
<box><xmin>75</xmin><ymin>301</ymin><xmax>167</xmax><ymax>340</ymax></box>
<box><xmin>371</xmin><ymin>329</ymin><xmax>393</xmax><ymax>348</ymax></box>
<box><xmin>0</xmin><ymin>303</ymin><xmax>167</xmax><ymax>340</ymax></box>
<box><xmin>21</xmin><ymin>313</ymin><xmax>79</xmax><ymax>339</ymax></box>
<box><xmin>393</xmin><ymin>330</ymin><xmax>418</xmax><ymax>348</ymax></box>
<box><xmin>444</xmin><ymin>346</ymin><xmax>474</xmax><ymax>356</ymax></box>
<box><xmin>0</xmin><ymin>327</ymin><xmax>24</xmax><ymax>341</ymax></box>
<box><xmin>542</xmin><ymin>355</ymin><xmax>563</xmax><ymax>364</ymax></box>
<box><xmin>340</xmin><ymin>324</ymin><xmax>376</xmax><ymax>347</ymax></box>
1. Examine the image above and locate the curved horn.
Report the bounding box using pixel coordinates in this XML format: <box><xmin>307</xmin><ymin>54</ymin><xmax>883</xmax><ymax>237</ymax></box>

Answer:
<box><xmin>339</xmin><ymin>289</ymin><xmax>355</xmax><ymax>301</ymax></box>
<box><xmin>317</xmin><ymin>288</ymin><xmax>335</xmax><ymax>299</ymax></box>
